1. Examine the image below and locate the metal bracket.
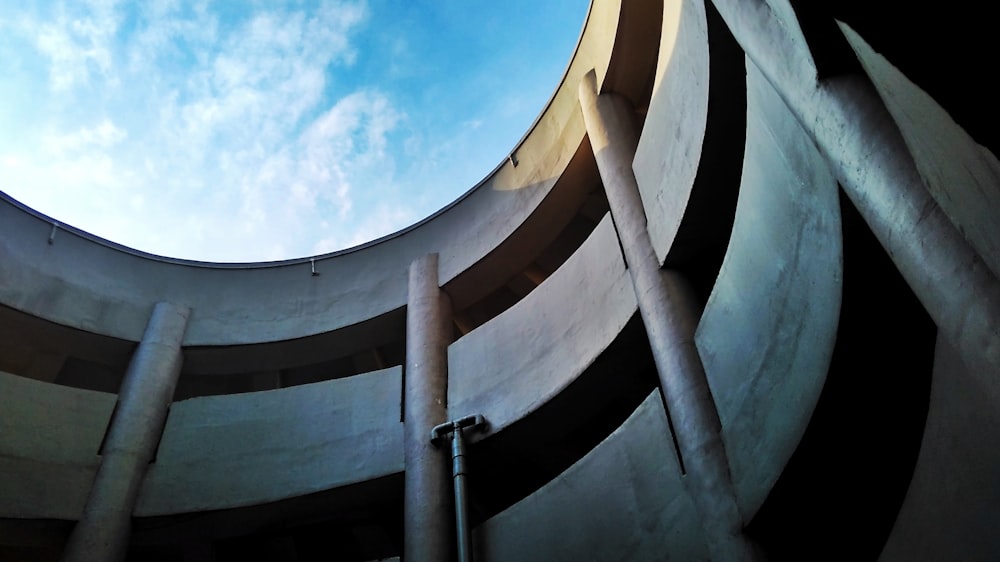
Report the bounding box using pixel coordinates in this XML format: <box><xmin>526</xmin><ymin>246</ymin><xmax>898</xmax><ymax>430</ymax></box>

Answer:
<box><xmin>431</xmin><ymin>414</ymin><xmax>487</xmax><ymax>445</ymax></box>
<box><xmin>430</xmin><ymin>414</ymin><xmax>487</xmax><ymax>562</ymax></box>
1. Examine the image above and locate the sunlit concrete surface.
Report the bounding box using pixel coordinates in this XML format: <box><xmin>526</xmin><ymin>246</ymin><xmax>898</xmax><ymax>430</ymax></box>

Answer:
<box><xmin>0</xmin><ymin>0</ymin><xmax>998</xmax><ymax>560</ymax></box>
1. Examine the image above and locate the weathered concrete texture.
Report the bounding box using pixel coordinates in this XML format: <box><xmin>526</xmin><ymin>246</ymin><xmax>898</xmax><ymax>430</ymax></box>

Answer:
<box><xmin>63</xmin><ymin>302</ymin><xmax>190</xmax><ymax>562</ymax></box>
<box><xmin>447</xmin><ymin>214</ymin><xmax>636</xmax><ymax>432</ymax></box>
<box><xmin>0</xmin><ymin>371</ymin><xmax>116</xmax><ymax>519</ymax></box>
<box><xmin>580</xmin><ymin>70</ymin><xmax>755</xmax><ymax>561</ymax></box>
<box><xmin>632</xmin><ymin>0</ymin><xmax>709</xmax><ymax>263</ymax></box>
<box><xmin>878</xmin><ymin>336</ymin><xmax>1000</xmax><ymax>562</ymax></box>
<box><xmin>1</xmin><ymin>0</ymin><xmax>998</xmax><ymax>559</ymax></box>
<box><xmin>475</xmin><ymin>392</ymin><xmax>708</xmax><ymax>561</ymax></box>
<box><xmin>404</xmin><ymin>253</ymin><xmax>452</xmax><ymax>562</ymax></box>
<box><xmin>696</xmin><ymin>60</ymin><xmax>841</xmax><ymax>520</ymax></box>
<box><xmin>708</xmin><ymin>0</ymin><xmax>1000</xmax><ymax>379</ymax></box>
<box><xmin>135</xmin><ymin>367</ymin><xmax>402</xmax><ymax>515</ymax></box>
<box><xmin>840</xmin><ymin>23</ymin><xmax>1000</xmax><ymax>282</ymax></box>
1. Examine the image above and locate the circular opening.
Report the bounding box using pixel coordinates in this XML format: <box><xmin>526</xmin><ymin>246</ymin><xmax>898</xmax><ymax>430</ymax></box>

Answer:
<box><xmin>0</xmin><ymin>0</ymin><xmax>589</xmax><ymax>262</ymax></box>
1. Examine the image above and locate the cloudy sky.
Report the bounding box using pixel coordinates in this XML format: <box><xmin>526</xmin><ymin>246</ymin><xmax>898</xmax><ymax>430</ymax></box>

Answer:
<box><xmin>0</xmin><ymin>0</ymin><xmax>588</xmax><ymax>262</ymax></box>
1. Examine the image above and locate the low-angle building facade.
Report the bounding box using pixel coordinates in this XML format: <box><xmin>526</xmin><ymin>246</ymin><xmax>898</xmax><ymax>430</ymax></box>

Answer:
<box><xmin>1</xmin><ymin>0</ymin><xmax>998</xmax><ymax>560</ymax></box>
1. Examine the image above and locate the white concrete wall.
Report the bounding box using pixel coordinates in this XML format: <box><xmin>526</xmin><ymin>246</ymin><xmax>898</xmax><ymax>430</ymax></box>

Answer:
<box><xmin>632</xmin><ymin>0</ymin><xmax>710</xmax><ymax>263</ymax></box>
<box><xmin>136</xmin><ymin>367</ymin><xmax>403</xmax><ymax>515</ymax></box>
<box><xmin>696</xmin><ymin>60</ymin><xmax>842</xmax><ymax>520</ymax></box>
<box><xmin>0</xmin><ymin>371</ymin><xmax>116</xmax><ymax>519</ymax></box>
<box><xmin>475</xmin><ymin>392</ymin><xmax>708</xmax><ymax>561</ymax></box>
<box><xmin>447</xmin><ymin>214</ymin><xmax>637</xmax><ymax>434</ymax></box>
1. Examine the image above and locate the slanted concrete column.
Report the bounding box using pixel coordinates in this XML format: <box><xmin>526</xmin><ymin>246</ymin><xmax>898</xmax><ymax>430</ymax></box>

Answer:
<box><xmin>63</xmin><ymin>302</ymin><xmax>190</xmax><ymax>562</ymax></box>
<box><xmin>708</xmin><ymin>0</ymin><xmax>1000</xmax><ymax>377</ymax></box>
<box><xmin>579</xmin><ymin>70</ymin><xmax>757</xmax><ymax>561</ymax></box>
<box><xmin>404</xmin><ymin>253</ymin><xmax>452</xmax><ymax>562</ymax></box>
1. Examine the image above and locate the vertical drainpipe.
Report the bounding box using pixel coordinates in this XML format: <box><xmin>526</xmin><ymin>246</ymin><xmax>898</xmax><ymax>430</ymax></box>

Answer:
<box><xmin>432</xmin><ymin>415</ymin><xmax>487</xmax><ymax>562</ymax></box>
<box><xmin>62</xmin><ymin>302</ymin><xmax>190</xmax><ymax>562</ymax></box>
<box><xmin>579</xmin><ymin>70</ymin><xmax>758</xmax><ymax>561</ymax></box>
<box><xmin>404</xmin><ymin>253</ymin><xmax>453</xmax><ymax>562</ymax></box>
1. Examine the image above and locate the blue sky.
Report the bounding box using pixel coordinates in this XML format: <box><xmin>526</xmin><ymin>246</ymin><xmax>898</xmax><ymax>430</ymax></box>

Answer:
<box><xmin>0</xmin><ymin>0</ymin><xmax>588</xmax><ymax>262</ymax></box>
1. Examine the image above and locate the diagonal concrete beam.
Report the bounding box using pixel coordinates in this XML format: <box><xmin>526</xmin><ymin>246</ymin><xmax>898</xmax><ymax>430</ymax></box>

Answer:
<box><xmin>579</xmin><ymin>69</ymin><xmax>758</xmax><ymax>561</ymax></box>
<box><xmin>708</xmin><ymin>0</ymin><xmax>1000</xmax><ymax>378</ymax></box>
<box><xmin>63</xmin><ymin>302</ymin><xmax>190</xmax><ymax>562</ymax></box>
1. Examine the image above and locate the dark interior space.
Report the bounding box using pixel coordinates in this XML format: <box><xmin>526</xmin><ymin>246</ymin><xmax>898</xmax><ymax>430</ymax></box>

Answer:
<box><xmin>128</xmin><ymin>477</ymin><xmax>405</xmax><ymax>562</ymax></box>
<box><xmin>747</xmin><ymin>189</ymin><xmax>936</xmax><ymax>561</ymax></box>
<box><xmin>790</xmin><ymin>0</ymin><xmax>999</xmax><ymax>157</ymax></box>
<box><xmin>664</xmin><ymin>1</ymin><xmax>747</xmax><ymax>307</ymax></box>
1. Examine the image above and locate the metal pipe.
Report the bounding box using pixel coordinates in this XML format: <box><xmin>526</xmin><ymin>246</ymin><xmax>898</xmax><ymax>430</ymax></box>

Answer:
<box><xmin>451</xmin><ymin>427</ymin><xmax>473</xmax><ymax>562</ymax></box>
<box><xmin>432</xmin><ymin>415</ymin><xmax>486</xmax><ymax>562</ymax></box>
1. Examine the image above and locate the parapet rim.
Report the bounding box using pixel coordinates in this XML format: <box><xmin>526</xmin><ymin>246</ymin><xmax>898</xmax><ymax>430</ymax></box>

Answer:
<box><xmin>0</xmin><ymin>1</ymin><xmax>595</xmax><ymax>271</ymax></box>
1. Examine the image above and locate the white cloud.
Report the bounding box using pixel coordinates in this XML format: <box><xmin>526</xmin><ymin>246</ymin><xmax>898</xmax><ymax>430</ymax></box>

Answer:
<box><xmin>0</xmin><ymin>0</ymin><xmax>586</xmax><ymax>262</ymax></box>
<box><xmin>29</xmin><ymin>0</ymin><xmax>122</xmax><ymax>91</ymax></box>
<box><xmin>0</xmin><ymin>0</ymin><xmax>411</xmax><ymax>262</ymax></box>
<box><xmin>229</xmin><ymin>89</ymin><xmax>403</xmax><ymax>257</ymax></box>
<box><xmin>126</xmin><ymin>0</ymin><xmax>219</xmax><ymax>72</ymax></box>
<box><xmin>312</xmin><ymin>201</ymin><xmax>416</xmax><ymax>255</ymax></box>
<box><xmin>42</xmin><ymin>118</ymin><xmax>127</xmax><ymax>154</ymax></box>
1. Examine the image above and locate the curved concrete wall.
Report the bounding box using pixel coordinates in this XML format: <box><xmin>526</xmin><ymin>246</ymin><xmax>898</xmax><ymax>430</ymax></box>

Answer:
<box><xmin>475</xmin><ymin>392</ymin><xmax>708</xmax><ymax>561</ymax></box>
<box><xmin>0</xmin><ymin>371</ymin><xmax>115</xmax><ymax>520</ymax></box>
<box><xmin>135</xmin><ymin>367</ymin><xmax>403</xmax><ymax>515</ymax></box>
<box><xmin>632</xmin><ymin>0</ymin><xmax>709</xmax><ymax>263</ymax></box>
<box><xmin>878</xmin><ymin>336</ymin><xmax>1000</xmax><ymax>561</ymax></box>
<box><xmin>0</xmin><ymin>0</ymin><xmax>998</xmax><ymax>559</ymax></box>
<box><xmin>447</xmin><ymin>214</ymin><xmax>636</xmax><ymax>434</ymax></box>
<box><xmin>0</xmin><ymin>0</ymin><xmax>624</xmax><ymax>349</ymax></box>
<box><xmin>696</xmin><ymin>60</ymin><xmax>841</xmax><ymax>519</ymax></box>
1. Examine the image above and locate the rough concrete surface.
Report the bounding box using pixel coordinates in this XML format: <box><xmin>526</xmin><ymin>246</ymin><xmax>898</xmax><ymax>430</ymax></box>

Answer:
<box><xmin>0</xmin><ymin>0</ymin><xmax>997</xmax><ymax>559</ymax></box>
<box><xmin>697</xmin><ymin>60</ymin><xmax>841</xmax><ymax>520</ymax></box>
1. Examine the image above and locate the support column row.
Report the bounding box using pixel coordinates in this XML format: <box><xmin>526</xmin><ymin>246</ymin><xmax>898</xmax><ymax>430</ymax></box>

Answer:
<box><xmin>579</xmin><ymin>70</ymin><xmax>758</xmax><ymax>561</ymax></box>
<box><xmin>63</xmin><ymin>302</ymin><xmax>190</xmax><ymax>562</ymax></box>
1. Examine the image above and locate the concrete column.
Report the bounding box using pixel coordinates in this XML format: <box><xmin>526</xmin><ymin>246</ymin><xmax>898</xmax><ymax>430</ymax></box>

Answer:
<box><xmin>708</xmin><ymin>0</ymin><xmax>1000</xmax><ymax>377</ymax></box>
<box><xmin>62</xmin><ymin>302</ymin><xmax>190</xmax><ymax>562</ymax></box>
<box><xmin>404</xmin><ymin>253</ymin><xmax>453</xmax><ymax>562</ymax></box>
<box><xmin>579</xmin><ymin>70</ymin><xmax>757</xmax><ymax>561</ymax></box>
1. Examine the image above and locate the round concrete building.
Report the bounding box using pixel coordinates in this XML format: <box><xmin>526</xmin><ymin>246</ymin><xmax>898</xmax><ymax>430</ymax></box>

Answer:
<box><xmin>2</xmin><ymin>0</ymin><xmax>999</xmax><ymax>560</ymax></box>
